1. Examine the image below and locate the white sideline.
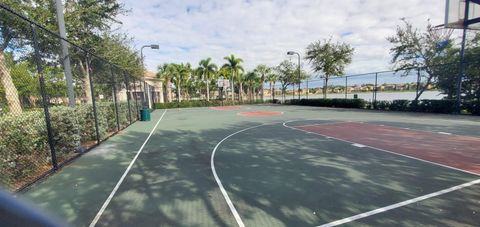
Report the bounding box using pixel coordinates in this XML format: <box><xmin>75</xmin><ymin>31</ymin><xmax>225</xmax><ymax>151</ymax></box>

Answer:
<box><xmin>89</xmin><ymin>110</ymin><xmax>168</xmax><ymax>227</ymax></box>
<box><xmin>211</xmin><ymin>124</ymin><xmax>266</xmax><ymax>227</ymax></box>
<box><xmin>282</xmin><ymin>121</ymin><xmax>480</xmax><ymax>177</ymax></box>
<box><xmin>317</xmin><ymin>178</ymin><xmax>480</xmax><ymax>227</ymax></box>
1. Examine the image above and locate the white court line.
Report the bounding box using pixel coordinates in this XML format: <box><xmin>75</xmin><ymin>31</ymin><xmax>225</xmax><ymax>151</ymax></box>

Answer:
<box><xmin>352</xmin><ymin>143</ymin><xmax>366</xmax><ymax>148</ymax></box>
<box><xmin>282</xmin><ymin>121</ymin><xmax>480</xmax><ymax>177</ymax></box>
<box><xmin>438</xmin><ymin>132</ymin><xmax>452</xmax><ymax>135</ymax></box>
<box><xmin>282</xmin><ymin>120</ymin><xmax>480</xmax><ymax>226</ymax></box>
<box><xmin>317</xmin><ymin>178</ymin><xmax>480</xmax><ymax>227</ymax></box>
<box><xmin>211</xmin><ymin>124</ymin><xmax>267</xmax><ymax>227</ymax></box>
<box><xmin>89</xmin><ymin>110</ymin><xmax>168</xmax><ymax>227</ymax></box>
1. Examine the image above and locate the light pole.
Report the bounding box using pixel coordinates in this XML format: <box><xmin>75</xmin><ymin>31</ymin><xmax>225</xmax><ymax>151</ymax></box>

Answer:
<box><xmin>140</xmin><ymin>44</ymin><xmax>160</xmax><ymax>68</ymax></box>
<box><xmin>139</xmin><ymin>44</ymin><xmax>159</xmax><ymax>108</ymax></box>
<box><xmin>287</xmin><ymin>51</ymin><xmax>301</xmax><ymax>100</ymax></box>
<box><xmin>54</xmin><ymin>0</ymin><xmax>75</xmax><ymax>107</ymax></box>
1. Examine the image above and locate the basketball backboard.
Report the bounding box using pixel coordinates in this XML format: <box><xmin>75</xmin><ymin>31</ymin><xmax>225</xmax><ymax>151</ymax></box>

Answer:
<box><xmin>445</xmin><ymin>0</ymin><xmax>480</xmax><ymax>29</ymax></box>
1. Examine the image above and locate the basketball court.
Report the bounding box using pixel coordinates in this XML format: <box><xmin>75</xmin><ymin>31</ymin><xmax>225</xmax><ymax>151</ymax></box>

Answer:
<box><xmin>21</xmin><ymin>104</ymin><xmax>480</xmax><ymax>226</ymax></box>
<box><xmin>14</xmin><ymin>1</ymin><xmax>480</xmax><ymax>226</ymax></box>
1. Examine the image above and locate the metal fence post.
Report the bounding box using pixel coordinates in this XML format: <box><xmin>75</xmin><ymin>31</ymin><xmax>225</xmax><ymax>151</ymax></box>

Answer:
<box><xmin>110</xmin><ymin>66</ymin><xmax>120</xmax><ymax>131</ymax></box>
<box><xmin>345</xmin><ymin>76</ymin><xmax>348</xmax><ymax>99</ymax></box>
<box><xmin>31</xmin><ymin>25</ymin><xmax>58</xmax><ymax>170</ymax></box>
<box><xmin>416</xmin><ymin>68</ymin><xmax>421</xmax><ymax>98</ymax></box>
<box><xmin>86</xmin><ymin>53</ymin><xmax>100</xmax><ymax>143</ymax></box>
<box><xmin>151</xmin><ymin>85</ymin><xmax>156</xmax><ymax>108</ymax></box>
<box><xmin>123</xmin><ymin>72</ymin><xmax>133</xmax><ymax>124</ymax></box>
<box><xmin>306</xmin><ymin>79</ymin><xmax>309</xmax><ymax>99</ymax></box>
<box><xmin>133</xmin><ymin>78</ymin><xmax>139</xmax><ymax>120</ymax></box>
<box><xmin>142</xmin><ymin>80</ymin><xmax>147</xmax><ymax>107</ymax></box>
<box><xmin>373</xmin><ymin>73</ymin><xmax>378</xmax><ymax>109</ymax></box>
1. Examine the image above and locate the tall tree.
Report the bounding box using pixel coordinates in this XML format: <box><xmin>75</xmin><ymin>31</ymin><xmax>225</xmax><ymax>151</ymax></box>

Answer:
<box><xmin>157</xmin><ymin>63</ymin><xmax>174</xmax><ymax>102</ymax></box>
<box><xmin>266</xmin><ymin>72</ymin><xmax>278</xmax><ymax>100</ymax></box>
<box><xmin>198</xmin><ymin>58</ymin><xmax>217</xmax><ymax>101</ymax></box>
<box><xmin>0</xmin><ymin>1</ymin><xmax>53</xmax><ymax>114</ymax></box>
<box><xmin>387</xmin><ymin>19</ymin><xmax>453</xmax><ymax>102</ymax></box>
<box><xmin>222</xmin><ymin>55</ymin><xmax>243</xmax><ymax>101</ymax></box>
<box><xmin>275</xmin><ymin>60</ymin><xmax>296</xmax><ymax>101</ymax></box>
<box><xmin>63</xmin><ymin>0</ymin><xmax>126</xmax><ymax>102</ymax></box>
<box><xmin>171</xmin><ymin>63</ymin><xmax>191</xmax><ymax>102</ymax></box>
<box><xmin>217</xmin><ymin>66</ymin><xmax>231</xmax><ymax>100</ymax></box>
<box><xmin>254</xmin><ymin>64</ymin><xmax>270</xmax><ymax>101</ymax></box>
<box><xmin>436</xmin><ymin>32</ymin><xmax>480</xmax><ymax>107</ymax></box>
<box><xmin>305</xmin><ymin>38</ymin><xmax>354</xmax><ymax>98</ymax></box>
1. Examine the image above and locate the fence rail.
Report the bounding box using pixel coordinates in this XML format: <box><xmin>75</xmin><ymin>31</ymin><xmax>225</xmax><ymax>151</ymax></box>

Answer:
<box><xmin>0</xmin><ymin>3</ymin><xmax>155</xmax><ymax>191</ymax></box>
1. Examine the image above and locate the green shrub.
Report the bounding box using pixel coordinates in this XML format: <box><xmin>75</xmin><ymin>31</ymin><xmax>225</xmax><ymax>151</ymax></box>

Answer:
<box><xmin>0</xmin><ymin>101</ymin><xmax>136</xmax><ymax>189</ymax></box>
<box><xmin>370</xmin><ymin>99</ymin><xmax>456</xmax><ymax>114</ymax></box>
<box><xmin>373</xmin><ymin>100</ymin><xmax>391</xmax><ymax>110</ymax></box>
<box><xmin>49</xmin><ymin>106</ymin><xmax>81</xmax><ymax>157</ymax></box>
<box><xmin>463</xmin><ymin>100</ymin><xmax>480</xmax><ymax>115</ymax></box>
<box><xmin>409</xmin><ymin>99</ymin><xmax>456</xmax><ymax>113</ymax></box>
<box><xmin>289</xmin><ymin>98</ymin><xmax>366</xmax><ymax>108</ymax></box>
<box><xmin>0</xmin><ymin>111</ymin><xmax>48</xmax><ymax>185</ymax></box>
<box><xmin>154</xmin><ymin>99</ymin><xmax>268</xmax><ymax>109</ymax></box>
<box><xmin>389</xmin><ymin>100</ymin><xmax>410</xmax><ymax>111</ymax></box>
<box><xmin>96</xmin><ymin>102</ymin><xmax>116</xmax><ymax>134</ymax></box>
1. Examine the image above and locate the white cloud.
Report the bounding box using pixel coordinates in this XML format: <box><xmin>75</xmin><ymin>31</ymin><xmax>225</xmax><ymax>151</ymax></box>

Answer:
<box><xmin>115</xmin><ymin>0</ymin><xmax>445</xmax><ymax>75</ymax></box>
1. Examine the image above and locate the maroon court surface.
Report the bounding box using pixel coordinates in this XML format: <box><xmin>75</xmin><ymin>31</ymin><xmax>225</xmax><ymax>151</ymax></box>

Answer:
<box><xmin>296</xmin><ymin>122</ymin><xmax>480</xmax><ymax>175</ymax></box>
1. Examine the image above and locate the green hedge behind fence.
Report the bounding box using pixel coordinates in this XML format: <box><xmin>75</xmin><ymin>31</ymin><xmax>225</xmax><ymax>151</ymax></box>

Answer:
<box><xmin>287</xmin><ymin>98</ymin><xmax>479</xmax><ymax>115</ymax></box>
<box><xmin>287</xmin><ymin>98</ymin><xmax>367</xmax><ymax>109</ymax></box>
<box><xmin>0</xmin><ymin>102</ymin><xmax>134</xmax><ymax>189</ymax></box>
<box><xmin>155</xmin><ymin>99</ymin><xmax>269</xmax><ymax>109</ymax></box>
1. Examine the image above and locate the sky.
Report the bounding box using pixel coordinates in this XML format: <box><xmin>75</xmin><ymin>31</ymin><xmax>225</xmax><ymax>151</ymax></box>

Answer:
<box><xmin>115</xmin><ymin>0</ymin><xmax>446</xmax><ymax>75</ymax></box>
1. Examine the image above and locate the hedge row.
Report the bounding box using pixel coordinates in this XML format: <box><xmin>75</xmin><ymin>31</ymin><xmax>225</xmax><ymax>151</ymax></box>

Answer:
<box><xmin>370</xmin><ymin>99</ymin><xmax>458</xmax><ymax>113</ymax></box>
<box><xmin>0</xmin><ymin>102</ymin><xmax>135</xmax><ymax>188</ymax></box>
<box><xmin>287</xmin><ymin>98</ymin><xmax>367</xmax><ymax>109</ymax></box>
<box><xmin>370</xmin><ymin>99</ymin><xmax>480</xmax><ymax>115</ymax></box>
<box><xmin>286</xmin><ymin>98</ymin><xmax>480</xmax><ymax>115</ymax></box>
<box><xmin>155</xmin><ymin>99</ymin><xmax>269</xmax><ymax>109</ymax></box>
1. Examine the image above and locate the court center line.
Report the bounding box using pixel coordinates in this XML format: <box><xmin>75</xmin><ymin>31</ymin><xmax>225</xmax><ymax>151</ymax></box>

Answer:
<box><xmin>211</xmin><ymin>123</ymin><xmax>267</xmax><ymax>227</ymax></box>
<box><xmin>317</xmin><ymin>178</ymin><xmax>480</xmax><ymax>227</ymax></box>
<box><xmin>89</xmin><ymin>109</ymin><xmax>168</xmax><ymax>227</ymax></box>
<box><xmin>282</xmin><ymin>121</ymin><xmax>480</xmax><ymax>177</ymax></box>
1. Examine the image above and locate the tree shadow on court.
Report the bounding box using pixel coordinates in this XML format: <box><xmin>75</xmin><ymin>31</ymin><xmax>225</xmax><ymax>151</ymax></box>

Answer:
<box><xmin>20</xmin><ymin>116</ymin><xmax>480</xmax><ymax>227</ymax></box>
<box><xmin>210</xmin><ymin>123</ymin><xmax>478</xmax><ymax>226</ymax></box>
<box><xmin>349</xmin><ymin>184</ymin><xmax>480</xmax><ymax>226</ymax></box>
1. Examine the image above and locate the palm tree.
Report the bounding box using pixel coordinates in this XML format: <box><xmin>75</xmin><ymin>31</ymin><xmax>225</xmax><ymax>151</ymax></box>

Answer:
<box><xmin>254</xmin><ymin>64</ymin><xmax>270</xmax><ymax>101</ymax></box>
<box><xmin>244</xmin><ymin>71</ymin><xmax>258</xmax><ymax>101</ymax></box>
<box><xmin>156</xmin><ymin>63</ymin><xmax>174</xmax><ymax>102</ymax></box>
<box><xmin>222</xmin><ymin>55</ymin><xmax>244</xmax><ymax>101</ymax></box>
<box><xmin>267</xmin><ymin>73</ymin><xmax>278</xmax><ymax>100</ymax></box>
<box><xmin>217</xmin><ymin>66</ymin><xmax>231</xmax><ymax>100</ymax></box>
<box><xmin>198</xmin><ymin>58</ymin><xmax>217</xmax><ymax>101</ymax></box>
<box><xmin>171</xmin><ymin>63</ymin><xmax>191</xmax><ymax>102</ymax></box>
<box><xmin>237</xmin><ymin>72</ymin><xmax>246</xmax><ymax>102</ymax></box>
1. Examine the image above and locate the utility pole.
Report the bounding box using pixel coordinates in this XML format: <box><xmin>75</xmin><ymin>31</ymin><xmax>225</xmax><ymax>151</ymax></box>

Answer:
<box><xmin>287</xmin><ymin>51</ymin><xmax>301</xmax><ymax>100</ymax></box>
<box><xmin>54</xmin><ymin>0</ymin><xmax>75</xmax><ymax>107</ymax></box>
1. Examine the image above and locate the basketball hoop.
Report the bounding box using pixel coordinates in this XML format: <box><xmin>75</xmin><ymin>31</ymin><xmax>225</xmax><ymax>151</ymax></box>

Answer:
<box><xmin>430</xmin><ymin>25</ymin><xmax>454</xmax><ymax>50</ymax></box>
<box><xmin>445</xmin><ymin>0</ymin><xmax>480</xmax><ymax>30</ymax></box>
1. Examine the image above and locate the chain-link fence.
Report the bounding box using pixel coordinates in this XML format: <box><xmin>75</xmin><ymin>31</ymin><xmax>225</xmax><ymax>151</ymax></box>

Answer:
<box><xmin>0</xmin><ymin>4</ymin><xmax>148</xmax><ymax>191</ymax></box>
<box><xmin>266</xmin><ymin>61</ymin><xmax>479</xmax><ymax>114</ymax></box>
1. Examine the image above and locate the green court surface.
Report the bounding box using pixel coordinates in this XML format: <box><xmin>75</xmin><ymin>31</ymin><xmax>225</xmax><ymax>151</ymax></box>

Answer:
<box><xmin>21</xmin><ymin>105</ymin><xmax>480</xmax><ymax>226</ymax></box>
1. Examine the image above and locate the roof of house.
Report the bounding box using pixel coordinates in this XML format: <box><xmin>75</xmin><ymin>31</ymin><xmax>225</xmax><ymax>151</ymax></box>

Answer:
<box><xmin>144</xmin><ymin>71</ymin><xmax>157</xmax><ymax>80</ymax></box>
